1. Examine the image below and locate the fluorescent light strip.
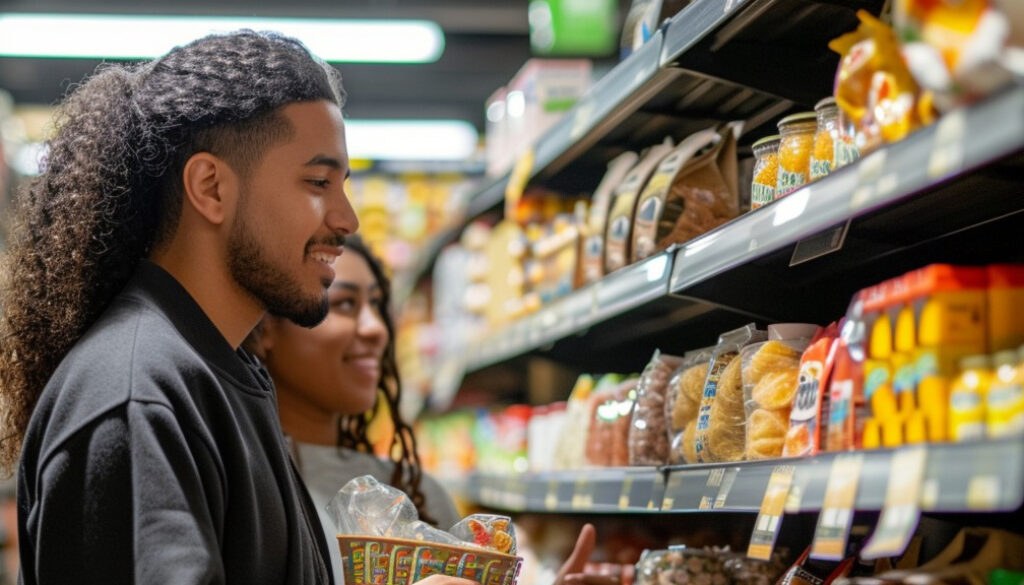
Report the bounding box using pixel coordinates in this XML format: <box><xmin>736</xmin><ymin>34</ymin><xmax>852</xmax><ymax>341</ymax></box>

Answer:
<box><xmin>0</xmin><ymin>13</ymin><xmax>444</xmax><ymax>63</ymax></box>
<box><xmin>345</xmin><ymin>120</ymin><xmax>478</xmax><ymax>161</ymax></box>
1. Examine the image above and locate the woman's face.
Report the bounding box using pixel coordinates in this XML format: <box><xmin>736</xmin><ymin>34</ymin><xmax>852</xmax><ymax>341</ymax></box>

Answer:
<box><xmin>263</xmin><ymin>250</ymin><xmax>389</xmax><ymax>418</ymax></box>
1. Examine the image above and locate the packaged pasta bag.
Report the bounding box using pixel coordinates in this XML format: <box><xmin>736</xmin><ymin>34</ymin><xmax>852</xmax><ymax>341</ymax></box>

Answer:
<box><xmin>581</xmin><ymin>152</ymin><xmax>639</xmax><ymax>284</ymax></box>
<box><xmin>584</xmin><ymin>384</ymin><xmax>619</xmax><ymax>467</ymax></box>
<box><xmin>628</xmin><ymin>350</ymin><xmax>685</xmax><ymax>466</ymax></box>
<box><xmin>695</xmin><ymin>324</ymin><xmax>768</xmax><ymax>462</ymax></box>
<box><xmin>666</xmin><ymin>346</ymin><xmax>714</xmax><ymax>464</ymax></box>
<box><xmin>742</xmin><ymin>324</ymin><xmax>817</xmax><ymax>460</ymax></box>
<box><xmin>783</xmin><ymin>323</ymin><xmax>842</xmax><ymax>458</ymax></box>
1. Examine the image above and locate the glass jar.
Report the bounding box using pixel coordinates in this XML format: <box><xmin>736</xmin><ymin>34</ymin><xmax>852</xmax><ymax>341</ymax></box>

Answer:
<box><xmin>751</xmin><ymin>135</ymin><xmax>780</xmax><ymax>210</ymax></box>
<box><xmin>811</xmin><ymin>97</ymin><xmax>859</xmax><ymax>181</ymax></box>
<box><xmin>775</xmin><ymin>112</ymin><xmax>817</xmax><ymax>198</ymax></box>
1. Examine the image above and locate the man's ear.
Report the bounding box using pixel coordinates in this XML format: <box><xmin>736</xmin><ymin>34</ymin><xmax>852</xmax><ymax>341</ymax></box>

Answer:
<box><xmin>181</xmin><ymin>152</ymin><xmax>237</xmax><ymax>226</ymax></box>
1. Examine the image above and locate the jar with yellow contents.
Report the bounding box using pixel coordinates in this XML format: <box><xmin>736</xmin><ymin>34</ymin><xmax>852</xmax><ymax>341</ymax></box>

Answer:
<box><xmin>810</xmin><ymin>97</ymin><xmax>859</xmax><ymax>181</ymax></box>
<box><xmin>775</xmin><ymin>112</ymin><xmax>817</xmax><ymax>198</ymax></box>
<box><xmin>750</xmin><ymin>135</ymin><xmax>780</xmax><ymax>210</ymax></box>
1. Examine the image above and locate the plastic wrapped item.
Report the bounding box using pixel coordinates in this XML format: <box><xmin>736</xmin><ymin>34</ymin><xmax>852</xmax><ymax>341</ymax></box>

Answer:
<box><xmin>450</xmin><ymin>515</ymin><xmax>517</xmax><ymax>555</ymax></box>
<box><xmin>586</xmin><ymin>377</ymin><xmax>639</xmax><ymax>467</ymax></box>
<box><xmin>555</xmin><ymin>374</ymin><xmax>600</xmax><ymax>470</ymax></box>
<box><xmin>666</xmin><ymin>347</ymin><xmax>714</xmax><ymax>464</ymax></box>
<box><xmin>631</xmin><ymin>123</ymin><xmax>741</xmax><ymax>262</ymax></box>
<box><xmin>695</xmin><ymin>324</ymin><xmax>768</xmax><ymax>462</ymax></box>
<box><xmin>635</xmin><ymin>547</ymin><xmax>730</xmax><ymax>585</ymax></box>
<box><xmin>327</xmin><ymin>475</ymin><xmax>421</xmax><ymax>538</ymax></box>
<box><xmin>722</xmin><ymin>550</ymin><xmax>789</xmax><ymax>585</ymax></box>
<box><xmin>628</xmin><ymin>350</ymin><xmax>685</xmax><ymax>466</ymax></box>
<box><xmin>741</xmin><ymin>324</ymin><xmax>817</xmax><ymax>460</ymax></box>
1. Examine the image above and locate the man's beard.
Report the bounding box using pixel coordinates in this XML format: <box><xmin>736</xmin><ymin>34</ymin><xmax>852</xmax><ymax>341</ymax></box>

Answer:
<box><xmin>228</xmin><ymin>214</ymin><xmax>328</xmax><ymax>328</ymax></box>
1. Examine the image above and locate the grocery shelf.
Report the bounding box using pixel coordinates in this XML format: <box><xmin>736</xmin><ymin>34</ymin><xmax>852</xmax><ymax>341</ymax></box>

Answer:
<box><xmin>463</xmin><ymin>250</ymin><xmax>676</xmax><ymax>372</ymax></box>
<box><xmin>459</xmin><ymin>438</ymin><xmax>1024</xmax><ymax>515</ymax></box>
<box><xmin>669</xmin><ymin>85</ymin><xmax>1024</xmax><ymax>323</ymax></box>
<box><xmin>465</xmin><ymin>468</ymin><xmax>666</xmax><ymax>514</ymax></box>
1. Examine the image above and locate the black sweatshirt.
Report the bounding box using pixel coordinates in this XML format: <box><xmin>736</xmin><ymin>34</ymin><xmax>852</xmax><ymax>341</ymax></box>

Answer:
<box><xmin>17</xmin><ymin>261</ymin><xmax>333</xmax><ymax>585</ymax></box>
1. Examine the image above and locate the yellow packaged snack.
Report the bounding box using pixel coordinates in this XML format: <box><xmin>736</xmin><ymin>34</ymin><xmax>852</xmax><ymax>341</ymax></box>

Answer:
<box><xmin>747</xmin><ymin>409</ymin><xmax>789</xmax><ymax>460</ymax></box>
<box><xmin>705</xmin><ymin>357</ymin><xmax>746</xmax><ymax>462</ymax></box>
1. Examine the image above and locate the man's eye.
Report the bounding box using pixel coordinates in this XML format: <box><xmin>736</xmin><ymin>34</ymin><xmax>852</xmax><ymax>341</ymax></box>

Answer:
<box><xmin>307</xmin><ymin>179</ymin><xmax>330</xmax><ymax>188</ymax></box>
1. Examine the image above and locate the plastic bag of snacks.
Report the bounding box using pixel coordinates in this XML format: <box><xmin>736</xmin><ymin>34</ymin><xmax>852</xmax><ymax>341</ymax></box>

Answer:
<box><xmin>695</xmin><ymin>324</ymin><xmax>768</xmax><ymax>462</ymax></box>
<box><xmin>784</xmin><ymin>324</ymin><xmax>841</xmax><ymax>458</ymax></box>
<box><xmin>722</xmin><ymin>549</ymin><xmax>789</xmax><ymax>585</ymax></box>
<box><xmin>450</xmin><ymin>515</ymin><xmax>517</xmax><ymax>555</ymax></box>
<box><xmin>629</xmin><ymin>350</ymin><xmax>685</xmax><ymax>466</ymax></box>
<box><xmin>330</xmin><ymin>478</ymin><xmax>523</xmax><ymax>585</ymax></box>
<box><xmin>742</xmin><ymin>324</ymin><xmax>817</xmax><ymax>460</ymax></box>
<box><xmin>635</xmin><ymin>546</ymin><xmax>730</xmax><ymax>585</ymax></box>
<box><xmin>666</xmin><ymin>347</ymin><xmax>715</xmax><ymax>464</ymax></box>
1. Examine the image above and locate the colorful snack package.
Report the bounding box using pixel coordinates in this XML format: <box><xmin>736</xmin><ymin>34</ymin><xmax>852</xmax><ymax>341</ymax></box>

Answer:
<box><xmin>581</xmin><ymin>152</ymin><xmax>639</xmax><ymax>284</ymax></box>
<box><xmin>783</xmin><ymin>323</ymin><xmax>841</xmax><ymax>457</ymax></box>
<box><xmin>628</xmin><ymin>350</ymin><xmax>685</xmax><ymax>466</ymax></box>
<box><xmin>695</xmin><ymin>324</ymin><xmax>768</xmax><ymax>462</ymax></box>
<box><xmin>450</xmin><ymin>514</ymin><xmax>517</xmax><ymax>555</ymax></box>
<box><xmin>604</xmin><ymin>139</ymin><xmax>675</xmax><ymax>273</ymax></box>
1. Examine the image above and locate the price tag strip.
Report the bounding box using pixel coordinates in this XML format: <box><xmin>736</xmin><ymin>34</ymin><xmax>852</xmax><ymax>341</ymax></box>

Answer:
<box><xmin>748</xmin><ymin>465</ymin><xmax>796</xmax><ymax>561</ymax></box>
<box><xmin>572</xmin><ymin>474</ymin><xmax>595</xmax><ymax>511</ymax></box>
<box><xmin>699</xmin><ymin>468</ymin><xmax>726</xmax><ymax>510</ymax></box>
<box><xmin>619</xmin><ymin>476</ymin><xmax>635</xmax><ymax>510</ymax></box>
<box><xmin>649</xmin><ymin>473</ymin><xmax>667</xmax><ymax>510</ymax></box>
<box><xmin>811</xmin><ymin>454</ymin><xmax>864</xmax><ymax>560</ymax></box>
<box><xmin>861</xmin><ymin>447</ymin><xmax>927</xmax><ymax>559</ymax></box>
<box><xmin>661</xmin><ymin>473</ymin><xmax>685</xmax><ymax>510</ymax></box>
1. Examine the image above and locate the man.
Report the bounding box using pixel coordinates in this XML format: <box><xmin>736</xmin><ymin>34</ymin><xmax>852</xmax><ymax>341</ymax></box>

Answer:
<box><xmin>0</xmin><ymin>30</ymin><xmax>506</xmax><ymax>585</ymax></box>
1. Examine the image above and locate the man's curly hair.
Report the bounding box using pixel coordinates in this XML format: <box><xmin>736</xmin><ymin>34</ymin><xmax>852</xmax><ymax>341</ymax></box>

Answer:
<box><xmin>0</xmin><ymin>30</ymin><xmax>346</xmax><ymax>474</ymax></box>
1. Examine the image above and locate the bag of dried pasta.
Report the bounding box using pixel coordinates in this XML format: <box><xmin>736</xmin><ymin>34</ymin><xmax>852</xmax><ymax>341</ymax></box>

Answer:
<box><xmin>666</xmin><ymin>346</ymin><xmax>714</xmax><ymax>464</ymax></box>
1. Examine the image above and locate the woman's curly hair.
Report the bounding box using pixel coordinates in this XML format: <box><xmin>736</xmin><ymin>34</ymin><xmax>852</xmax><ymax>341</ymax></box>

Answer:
<box><xmin>0</xmin><ymin>30</ymin><xmax>346</xmax><ymax>474</ymax></box>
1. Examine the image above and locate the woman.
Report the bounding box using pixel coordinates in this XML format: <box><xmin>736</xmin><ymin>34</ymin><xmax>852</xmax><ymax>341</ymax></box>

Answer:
<box><xmin>250</xmin><ymin>236</ymin><xmax>460</xmax><ymax>575</ymax></box>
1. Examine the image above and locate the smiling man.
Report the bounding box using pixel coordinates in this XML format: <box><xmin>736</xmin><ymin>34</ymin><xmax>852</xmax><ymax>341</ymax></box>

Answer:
<box><xmin>0</xmin><ymin>31</ymin><xmax>476</xmax><ymax>585</ymax></box>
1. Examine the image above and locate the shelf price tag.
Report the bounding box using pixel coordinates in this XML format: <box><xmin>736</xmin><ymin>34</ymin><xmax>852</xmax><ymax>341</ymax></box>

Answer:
<box><xmin>545</xmin><ymin>479</ymin><xmax>560</xmax><ymax>511</ymax></box>
<box><xmin>570</xmin><ymin>99</ymin><xmax>595</xmax><ymax>142</ymax></box>
<box><xmin>811</xmin><ymin>454</ymin><xmax>864</xmax><ymax>560</ymax></box>
<box><xmin>714</xmin><ymin>468</ymin><xmax>740</xmax><ymax>509</ymax></box>
<box><xmin>699</xmin><ymin>469</ymin><xmax>726</xmax><ymax>510</ymax></box>
<box><xmin>619</xmin><ymin>476</ymin><xmax>635</xmax><ymax>510</ymax></box>
<box><xmin>572</xmin><ymin>474</ymin><xmax>595</xmax><ymax>510</ymax></box>
<box><xmin>748</xmin><ymin>465</ymin><xmax>796</xmax><ymax>561</ymax></box>
<box><xmin>927</xmin><ymin>109</ymin><xmax>966</xmax><ymax>179</ymax></box>
<box><xmin>661</xmin><ymin>473</ymin><xmax>685</xmax><ymax>510</ymax></box>
<box><xmin>966</xmin><ymin>475</ymin><xmax>1001</xmax><ymax>510</ymax></box>
<box><xmin>648</xmin><ymin>473</ymin><xmax>666</xmax><ymax>510</ymax></box>
<box><xmin>861</xmin><ymin>447</ymin><xmax>927</xmax><ymax>559</ymax></box>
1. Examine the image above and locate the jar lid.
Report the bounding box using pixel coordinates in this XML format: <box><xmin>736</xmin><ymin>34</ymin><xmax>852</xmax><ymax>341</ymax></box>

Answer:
<box><xmin>815</xmin><ymin>96</ymin><xmax>838</xmax><ymax>111</ymax></box>
<box><xmin>752</xmin><ymin>134</ymin><xmax>781</xmax><ymax>149</ymax></box>
<box><xmin>777</xmin><ymin>112</ymin><xmax>817</xmax><ymax>128</ymax></box>
<box><xmin>960</xmin><ymin>354</ymin><xmax>991</xmax><ymax>371</ymax></box>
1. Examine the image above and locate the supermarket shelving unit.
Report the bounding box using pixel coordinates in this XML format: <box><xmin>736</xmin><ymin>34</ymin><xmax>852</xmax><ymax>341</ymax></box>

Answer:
<box><xmin>405</xmin><ymin>0</ymin><xmax>1024</xmax><ymax>545</ymax></box>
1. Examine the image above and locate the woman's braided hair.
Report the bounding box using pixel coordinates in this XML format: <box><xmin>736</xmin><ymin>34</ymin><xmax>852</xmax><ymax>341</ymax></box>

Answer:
<box><xmin>0</xmin><ymin>30</ymin><xmax>346</xmax><ymax>474</ymax></box>
<box><xmin>332</xmin><ymin>237</ymin><xmax>436</xmax><ymax>526</ymax></box>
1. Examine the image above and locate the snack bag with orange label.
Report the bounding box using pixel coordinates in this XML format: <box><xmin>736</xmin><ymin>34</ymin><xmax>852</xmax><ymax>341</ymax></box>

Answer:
<box><xmin>783</xmin><ymin>324</ymin><xmax>841</xmax><ymax>457</ymax></box>
<box><xmin>827</xmin><ymin>291</ymin><xmax>869</xmax><ymax>452</ymax></box>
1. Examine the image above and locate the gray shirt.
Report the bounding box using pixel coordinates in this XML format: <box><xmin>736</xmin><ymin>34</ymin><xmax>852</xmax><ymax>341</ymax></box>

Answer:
<box><xmin>291</xmin><ymin>441</ymin><xmax>461</xmax><ymax>584</ymax></box>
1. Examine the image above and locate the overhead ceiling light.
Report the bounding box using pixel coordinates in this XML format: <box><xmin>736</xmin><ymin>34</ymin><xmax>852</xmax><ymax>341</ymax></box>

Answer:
<box><xmin>345</xmin><ymin>120</ymin><xmax>478</xmax><ymax>161</ymax></box>
<box><xmin>0</xmin><ymin>13</ymin><xmax>445</xmax><ymax>63</ymax></box>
